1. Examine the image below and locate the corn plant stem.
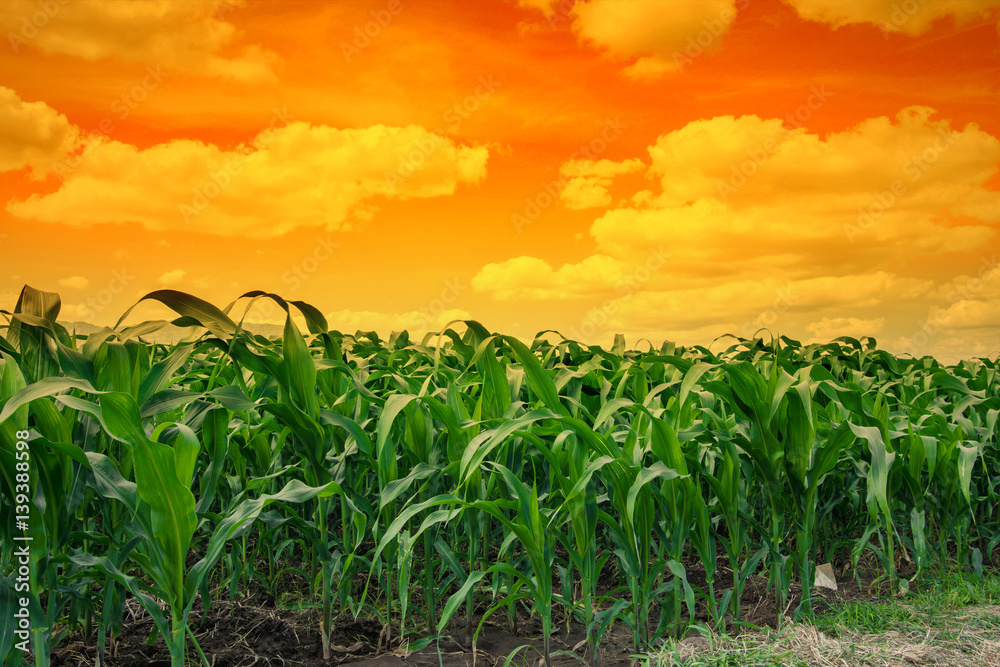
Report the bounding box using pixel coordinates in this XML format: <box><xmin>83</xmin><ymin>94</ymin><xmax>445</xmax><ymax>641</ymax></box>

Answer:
<box><xmin>319</xmin><ymin>496</ymin><xmax>332</xmax><ymax>660</ymax></box>
<box><xmin>542</xmin><ymin>610</ymin><xmax>552</xmax><ymax>667</ymax></box>
<box><xmin>885</xmin><ymin>512</ymin><xmax>897</xmax><ymax>593</ymax></box>
<box><xmin>466</xmin><ymin>512</ymin><xmax>477</xmax><ymax>645</ymax></box>
<box><xmin>168</xmin><ymin>615</ymin><xmax>186</xmax><ymax>667</ymax></box>
<box><xmin>424</xmin><ymin>528</ymin><xmax>437</xmax><ymax>635</ymax></box>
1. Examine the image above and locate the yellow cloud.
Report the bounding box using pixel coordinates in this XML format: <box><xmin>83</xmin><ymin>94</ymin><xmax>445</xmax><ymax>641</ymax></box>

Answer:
<box><xmin>591</xmin><ymin>106</ymin><xmax>999</xmax><ymax>260</ymax></box>
<box><xmin>515</xmin><ymin>0</ymin><xmax>561</xmax><ymax>15</ymax></box>
<box><xmin>604</xmin><ymin>273</ymin><xmax>926</xmax><ymax>330</ymax></box>
<box><xmin>0</xmin><ymin>87</ymin><xmax>78</xmax><ymax>176</ymax></box>
<box><xmin>472</xmin><ymin>254</ymin><xmax>647</xmax><ymax>300</ymax></box>
<box><xmin>7</xmin><ymin>122</ymin><xmax>490</xmax><ymax>238</ymax></box>
<box><xmin>157</xmin><ymin>269</ymin><xmax>186</xmax><ymax>286</ymax></box>
<box><xmin>324</xmin><ymin>308</ymin><xmax>473</xmax><ymax>336</ymax></box>
<box><xmin>0</xmin><ymin>0</ymin><xmax>280</xmax><ymax>82</ymax></box>
<box><xmin>548</xmin><ymin>271</ymin><xmax>927</xmax><ymax>346</ymax></box>
<box><xmin>782</xmin><ymin>0</ymin><xmax>1000</xmax><ymax>36</ymax></box>
<box><xmin>558</xmin><ymin>157</ymin><xmax>644</xmax><ymax>209</ymax></box>
<box><xmin>472</xmin><ymin>107</ymin><xmax>998</xmax><ymax>361</ymax></box>
<box><xmin>933</xmin><ymin>261</ymin><xmax>1000</xmax><ymax>331</ymax></box>
<box><xmin>570</xmin><ymin>0</ymin><xmax>742</xmax><ymax>79</ymax></box>
<box><xmin>58</xmin><ymin>276</ymin><xmax>90</xmax><ymax>289</ymax></box>
<box><xmin>805</xmin><ymin>316</ymin><xmax>886</xmax><ymax>342</ymax></box>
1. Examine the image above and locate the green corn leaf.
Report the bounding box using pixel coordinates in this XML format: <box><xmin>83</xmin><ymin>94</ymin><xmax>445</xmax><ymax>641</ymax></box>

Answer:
<box><xmin>282</xmin><ymin>314</ymin><xmax>318</xmax><ymax>418</ymax></box>
<box><xmin>849</xmin><ymin>422</ymin><xmax>896</xmax><ymax>518</ymax></box>
<box><xmin>115</xmin><ymin>290</ymin><xmax>237</xmax><ymax>339</ymax></box>
<box><xmin>99</xmin><ymin>392</ymin><xmax>196</xmax><ymax>609</ymax></box>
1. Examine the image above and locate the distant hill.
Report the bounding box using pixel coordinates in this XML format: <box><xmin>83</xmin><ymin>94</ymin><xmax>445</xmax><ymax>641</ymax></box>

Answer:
<box><xmin>59</xmin><ymin>321</ymin><xmax>286</xmax><ymax>343</ymax></box>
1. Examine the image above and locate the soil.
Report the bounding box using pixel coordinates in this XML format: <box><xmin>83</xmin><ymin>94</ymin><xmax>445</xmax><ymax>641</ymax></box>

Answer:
<box><xmin>47</xmin><ymin>560</ymin><xmax>890</xmax><ymax>667</ymax></box>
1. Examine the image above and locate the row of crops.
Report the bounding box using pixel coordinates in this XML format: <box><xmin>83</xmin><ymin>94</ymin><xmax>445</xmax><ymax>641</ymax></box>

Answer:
<box><xmin>1</xmin><ymin>286</ymin><xmax>998</xmax><ymax>666</ymax></box>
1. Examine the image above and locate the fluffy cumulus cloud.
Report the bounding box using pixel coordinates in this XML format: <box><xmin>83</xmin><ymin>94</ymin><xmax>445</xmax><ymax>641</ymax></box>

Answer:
<box><xmin>601</xmin><ymin>272</ymin><xmax>929</xmax><ymax>333</ymax></box>
<box><xmin>324</xmin><ymin>308</ymin><xmax>473</xmax><ymax>336</ymax></box>
<box><xmin>592</xmin><ymin>106</ymin><xmax>1000</xmax><ymax>259</ymax></box>
<box><xmin>7</xmin><ymin>122</ymin><xmax>490</xmax><ymax>238</ymax></box>
<box><xmin>0</xmin><ymin>87</ymin><xmax>79</xmax><ymax>176</ymax></box>
<box><xmin>513</xmin><ymin>0</ymin><xmax>743</xmax><ymax>78</ymax></box>
<box><xmin>571</xmin><ymin>0</ymin><xmax>742</xmax><ymax>79</ymax></box>
<box><xmin>472</xmin><ymin>107</ymin><xmax>1000</xmax><ymax>360</ymax></box>
<box><xmin>472</xmin><ymin>254</ymin><xmax>643</xmax><ymax>300</ymax></box>
<box><xmin>936</xmin><ymin>261</ymin><xmax>1000</xmax><ymax>331</ymax></box>
<box><xmin>782</xmin><ymin>0</ymin><xmax>1000</xmax><ymax>35</ymax></box>
<box><xmin>559</xmin><ymin>158</ymin><xmax>644</xmax><ymax>209</ymax></box>
<box><xmin>805</xmin><ymin>316</ymin><xmax>886</xmax><ymax>342</ymax></box>
<box><xmin>890</xmin><ymin>258</ymin><xmax>1000</xmax><ymax>359</ymax></box>
<box><xmin>0</xmin><ymin>0</ymin><xmax>280</xmax><ymax>81</ymax></box>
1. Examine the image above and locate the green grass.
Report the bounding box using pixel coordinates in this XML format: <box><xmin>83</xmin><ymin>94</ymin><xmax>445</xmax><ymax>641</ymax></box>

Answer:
<box><xmin>814</xmin><ymin>570</ymin><xmax>1000</xmax><ymax>636</ymax></box>
<box><xmin>650</xmin><ymin>636</ymin><xmax>814</xmax><ymax>667</ymax></box>
<box><xmin>650</xmin><ymin>572</ymin><xmax>1000</xmax><ymax>667</ymax></box>
<box><xmin>910</xmin><ymin>570</ymin><xmax>1000</xmax><ymax>609</ymax></box>
<box><xmin>813</xmin><ymin>599</ymin><xmax>915</xmax><ymax>635</ymax></box>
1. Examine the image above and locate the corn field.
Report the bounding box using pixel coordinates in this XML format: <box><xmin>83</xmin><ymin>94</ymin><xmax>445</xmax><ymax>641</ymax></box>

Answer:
<box><xmin>1</xmin><ymin>285</ymin><xmax>998</xmax><ymax>666</ymax></box>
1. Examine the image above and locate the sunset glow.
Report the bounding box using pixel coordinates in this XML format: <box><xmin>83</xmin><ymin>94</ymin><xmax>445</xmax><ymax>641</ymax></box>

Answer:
<box><xmin>2</xmin><ymin>0</ymin><xmax>999</xmax><ymax>361</ymax></box>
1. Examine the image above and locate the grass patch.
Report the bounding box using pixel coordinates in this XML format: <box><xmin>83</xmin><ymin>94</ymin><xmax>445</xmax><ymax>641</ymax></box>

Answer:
<box><xmin>910</xmin><ymin>569</ymin><xmax>1000</xmax><ymax>609</ymax></box>
<box><xmin>647</xmin><ymin>571</ymin><xmax>1000</xmax><ymax>667</ymax></box>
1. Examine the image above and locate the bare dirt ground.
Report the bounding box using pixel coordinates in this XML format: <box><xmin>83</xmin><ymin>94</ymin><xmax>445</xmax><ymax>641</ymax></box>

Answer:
<box><xmin>48</xmin><ymin>565</ymin><xmax>888</xmax><ymax>667</ymax></box>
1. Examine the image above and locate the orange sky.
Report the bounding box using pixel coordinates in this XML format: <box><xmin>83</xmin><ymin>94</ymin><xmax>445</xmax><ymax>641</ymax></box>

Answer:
<box><xmin>1</xmin><ymin>0</ymin><xmax>998</xmax><ymax>361</ymax></box>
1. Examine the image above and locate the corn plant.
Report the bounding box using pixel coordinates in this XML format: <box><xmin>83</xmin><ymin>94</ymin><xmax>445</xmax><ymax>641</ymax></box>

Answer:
<box><xmin>2</xmin><ymin>285</ymin><xmax>999</xmax><ymax>666</ymax></box>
